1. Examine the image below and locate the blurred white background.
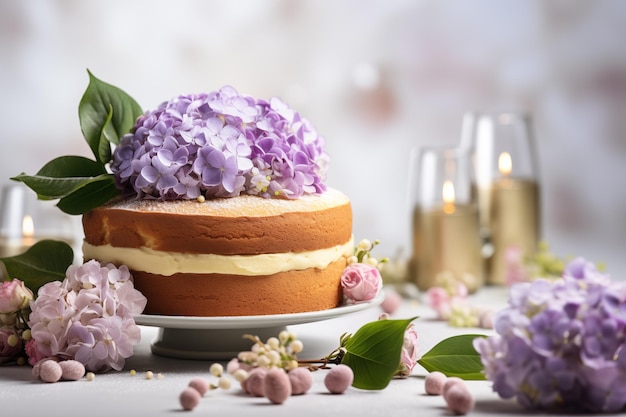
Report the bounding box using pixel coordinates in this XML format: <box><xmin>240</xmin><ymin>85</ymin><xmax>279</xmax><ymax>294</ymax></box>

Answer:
<box><xmin>1</xmin><ymin>0</ymin><xmax>625</xmax><ymax>277</ymax></box>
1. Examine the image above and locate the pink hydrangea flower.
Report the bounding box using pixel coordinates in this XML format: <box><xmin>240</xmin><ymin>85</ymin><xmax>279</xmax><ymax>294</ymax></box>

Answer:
<box><xmin>341</xmin><ymin>263</ymin><xmax>382</xmax><ymax>303</ymax></box>
<box><xmin>0</xmin><ymin>279</ymin><xmax>33</xmax><ymax>314</ymax></box>
<box><xmin>27</xmin><ymin>260</ymin><xmax>147</xmax><ymax>372</ymax></box>
<box><xmin>24</xmin><ymin>338</ymin><xmax>46</xmax><ymax>366</ymax></box>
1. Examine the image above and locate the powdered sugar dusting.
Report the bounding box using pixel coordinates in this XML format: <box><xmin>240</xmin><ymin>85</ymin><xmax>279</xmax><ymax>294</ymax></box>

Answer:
<box><xmin>105</xmin><ymin>188</ymin><xmax>349</xmax><ymax>217</ymax></box>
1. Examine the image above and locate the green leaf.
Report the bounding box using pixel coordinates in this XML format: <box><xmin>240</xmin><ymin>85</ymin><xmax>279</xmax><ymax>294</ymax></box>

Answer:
<box><xmin>417</xmin><ymin>334</ymin><xmax>487</xmax><ymax>380</ymax></box>
<box><xmin>37</xmin><ymin>155</ymin><xmax>107</xmax><ymax>177</ymax></box>
<box><xmin>341</xmin><ymin>317</ymin><xmax>416</xmax><ymax>390</ymax></box>
<box><xmin>79</xmin><ymin>69</ymin><xmax>142</xmax><ymax>164</ymax></box>
<box><xmin>11</xmin><ymin>155</ymin><xmax>108</xmax><ymax>200</ymax></box>
<box><xmin>9</xmin><ymin>71</ymin><xmax>135</xmax><ymax>216</ymax></box>
<box><xmin>11</xmin><ymin>154</ymin><xmax>120</xmax><ymax>215</ymax></box>
<box><xmin>0</xmin><ymin>240</ymin><xmax>74</xmax><ymax>294</ymax></box>
<box><xmin>56</xmin><ymin>175</ymin><xmax>120</xmax><ymax>215</ymax></box>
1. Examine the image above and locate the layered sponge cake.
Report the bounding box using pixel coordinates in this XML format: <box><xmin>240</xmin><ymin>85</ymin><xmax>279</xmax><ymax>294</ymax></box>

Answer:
<box><xmin>82</xmin><ymin>189</ymin><xmax>352</xmax><ymax>316</ymax></box>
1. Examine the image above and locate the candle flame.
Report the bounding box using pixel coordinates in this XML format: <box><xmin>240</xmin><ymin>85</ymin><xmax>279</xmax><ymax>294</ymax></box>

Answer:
<box><xmin>22</xmin><ymin>215</ymin><xmax>34</xmax><ymax>238</ymax></box>
<box><xmin>442</xmin><ymin>180</ymin><xmax>455</xmax><ymax>214</ymax></box>
<box><xmin>498</xmin><ymin>152</ymin><xmax>512</xmax><ymax>176</ymax></box>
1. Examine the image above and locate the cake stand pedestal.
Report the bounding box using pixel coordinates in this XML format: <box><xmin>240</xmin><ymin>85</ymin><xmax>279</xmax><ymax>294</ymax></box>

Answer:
<box><xmin>134</xmin><ymin>294</ymin><xmax>383</xmax><ymax>360</ymax></box>
<box><xmin>151</xmin><ymin>326</ymin><xmax>287</xmax><ymax>360</ymax></box>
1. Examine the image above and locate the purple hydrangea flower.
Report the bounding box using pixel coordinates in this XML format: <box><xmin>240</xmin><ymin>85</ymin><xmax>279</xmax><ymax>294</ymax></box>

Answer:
<box><xmin>110</xmin><ymin>86</ymin><xmax>328</xmax><ymax>200</ymax></box>
<box><xmin>28</xmin><ymin>260</ymin><xmax>147</xmax><ymax>372</ymax></box>
<box><xmin>474</xmin><ymin>257</ymin><xmax>626</xmax><ymax>412</ymax></box>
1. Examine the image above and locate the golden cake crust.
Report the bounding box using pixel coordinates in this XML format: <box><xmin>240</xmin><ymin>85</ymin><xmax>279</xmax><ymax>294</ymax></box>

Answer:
<box><xmin>132</xmin><ymin>259</ymin><xmax>346</xmax><ymax>316</ymax></box>
<box><xmin>82</xmin><ymin>188</ymin><xmax>352</xmax><ymax>255</ymax></box>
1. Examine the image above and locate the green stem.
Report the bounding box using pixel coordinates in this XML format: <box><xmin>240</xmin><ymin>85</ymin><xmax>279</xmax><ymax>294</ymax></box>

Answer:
<box><xmin>297</xmin><ymin>348</ymin><xmax>345</xmax><ymax>370</ymax></box>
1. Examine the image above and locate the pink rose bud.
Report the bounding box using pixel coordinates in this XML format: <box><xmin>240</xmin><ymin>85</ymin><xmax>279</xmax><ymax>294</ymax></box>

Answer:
<box><xmin>397</xmin><ymin>323</ymin><xmax>419</xmax><ymax>378</ymax></box>
<box><xmin>341</xmin><ymin>263</ymin><xmax>382</xmax><ymax>303</ymax></box>
<box><xmin>0</xmin><ymin>279</ymin><xmax>33</xmax><ymax>314</ymax></box>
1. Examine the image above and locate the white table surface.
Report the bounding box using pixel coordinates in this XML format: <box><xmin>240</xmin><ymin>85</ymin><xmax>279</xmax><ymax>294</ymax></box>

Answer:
<box><xmin>0</xmin><ymin>287</ymin><xmax>616</xmax><ymax>416</ymax></box>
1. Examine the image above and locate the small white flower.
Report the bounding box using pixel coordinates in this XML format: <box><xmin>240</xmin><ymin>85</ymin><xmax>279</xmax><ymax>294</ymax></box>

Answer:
<box><xmin>357</xmin><ymin>239</ymin><xmax>372</xmax><ymax>251</ymax></box>
<box><xmin>210</xmin><ymin>363</ymin><xmax>224</xmax><ymax>377</ymax></box>
<box><xmin>217</xmin><ymin>376</ymin><xmax>231</xmax><ymax>390</ymax></box>
<box><xmin>233</xmin><ymin>369</ymin><xmax>248</xmax><ymax>382</ymax></box>
<box><xmin>266</xmin><ymin>337</ymin><xmax>280</xmax><ymax>350</ymax></box>
<box><xmin>290</xmin><ymin>340</ymin><xmax>304</xmax><ymax>354</ymax></box>
<box><xmin>365</xmin><ymin>257</ymin><xmax>379</xmax><ymax>268</ymax></box>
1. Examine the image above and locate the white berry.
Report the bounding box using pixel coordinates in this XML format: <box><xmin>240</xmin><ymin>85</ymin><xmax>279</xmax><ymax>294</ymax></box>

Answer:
<box><xmin>210</xmin><ymin>363</ymin><xmax>224</xmax><ymax>377</ymax></box>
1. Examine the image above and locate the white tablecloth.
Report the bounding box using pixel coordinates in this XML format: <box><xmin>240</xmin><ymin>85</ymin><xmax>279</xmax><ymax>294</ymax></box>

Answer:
<box><xmin>0</xmin><ymin>287</ymin><xmax>614</xmax><ymax>416</ymax></box>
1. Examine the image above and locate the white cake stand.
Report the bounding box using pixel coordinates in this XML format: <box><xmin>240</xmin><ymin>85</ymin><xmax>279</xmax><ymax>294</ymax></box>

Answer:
<box><xmin>134</xmin><ymin>294</ymin><xmax>383</xmax><ymax>360</ymax></box>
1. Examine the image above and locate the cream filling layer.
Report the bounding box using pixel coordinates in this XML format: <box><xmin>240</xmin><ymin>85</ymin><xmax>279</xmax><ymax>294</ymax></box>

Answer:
<box><xmin>82</xmin><ymin>237</ymin><xmax>354</xmax><ymax>277</ymax></box>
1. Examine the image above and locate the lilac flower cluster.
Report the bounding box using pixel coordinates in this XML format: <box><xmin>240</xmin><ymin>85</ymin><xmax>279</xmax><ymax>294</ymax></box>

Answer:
<box><xmin>474</xmin><ymin>257</ymin><xmax>626</xmax><ymax>412</ymax></box>
<box><xmin>111</xmin><ymin>86</ymin><xmax>329</xmax><ymax>200</ymax></box>
<box><xmin>27</xmin><ymin>260</ymin><xmax>147</xmax><ymax>372</ymax></box>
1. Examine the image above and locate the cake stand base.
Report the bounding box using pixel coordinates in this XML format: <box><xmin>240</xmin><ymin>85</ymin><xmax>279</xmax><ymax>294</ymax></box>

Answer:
<box><xmin>134</xmin><ymin>293</ymin><xmax>383</xmax><ymax>360</ymax></box>
<box><xmin>150</xmin><ymin>326</ymin><xmax>286</xmax><ymax>360</ymax></box>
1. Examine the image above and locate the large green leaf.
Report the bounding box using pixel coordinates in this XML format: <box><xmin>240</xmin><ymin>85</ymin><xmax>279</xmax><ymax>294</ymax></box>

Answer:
<box><xmin>37</xmin><ymin>155</ymin><xmax>107</xmax><ymax>177</ymax></box>
<box><xmin>78</xmin><ymin>69</ymin><xmax>142</xmax><ymax>164</ymax></box>
<box><xmin>56</xmin><ymin>175</ymin><xmax>120</xmax><ymax>215</ymax></box>
<box><xmin>417</xmin><ymin>334</ymin><xmax>487</xmax><ymax>380</ymax></box>
<box><xmin>341</xmin><ymin>317</ymin><xmax>416</xmax><ymax>390</ymax></box>
<box><xmin>0</xmin><ymin>240</ymin><xmax>74</xmax><ymax>294</ymax></box>
<box><xmin>11</xmin><ymin>155</ymin><xmax>108</xmax><ymax>200</ymax></box>
<box><xmin>12</xmin><ymin>171</ymin><xmax>119</xmax><ymax>215</ymax></box>
<box><xmin>10</xmin><ymin>71</ymin><xmax>138</xmax><ymax>216</ymax></box>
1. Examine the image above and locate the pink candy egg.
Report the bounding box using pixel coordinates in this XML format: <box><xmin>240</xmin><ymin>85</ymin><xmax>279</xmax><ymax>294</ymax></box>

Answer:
<box><xmin>288</xmin><ymin>367</ymin><xmax>313</xmax><ymax>395</ymax></box>
<box><xmin>39</xmin><ymin>360</ymin><xmax>62</xmax><ymax>383</ymax></box>
<box><xmin>188</xmin><ymin>377</ymin><xmax>209</xmax><ymax>396</ymax></box>
<box><xmin>263</xmin><ymin>368</ymin><xmax>292</xmax><ymax>404</ymax></box>
<box><xmin>442</xmin><ymin>376</ymin><xmax>465</xmax><ymax>396</ymax></box>
<box><xmin>243</xmin><ymin>367</ymin><xmax>267</xmax><ymax>397</ymax></box>
<box><xmin>424</xmin><ymin>371</ymin><xmax>447</xmax><ymax>395</ymax></box>
<box><xmin>380</xmin><ymin>291</ymin><xmax>402</xmax><ymax>314</ymax></box>
<box><xmin>443</xmin><ymin>383</ymin><xmax>474</xmax><ymax>415</ymax></box>
<box><xmin>324</xmin><ymin>364</ymin><xmax>353</xmax><ymax>394</ymax></box>
<box><xmin>59</xmin><ymin>360</ymin><xmax>85</xmax><ymax>381</ymax></box>
<box><xmin>179</xmin><ymin>387</ymin><xmax>201</xmax><ymax>411</ymax></box>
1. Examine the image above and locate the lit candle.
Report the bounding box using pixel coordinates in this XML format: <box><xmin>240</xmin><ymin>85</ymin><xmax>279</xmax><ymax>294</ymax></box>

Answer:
<box><xmin>486</xmin><ymin>152</ymin><xmax>540</xmax><ymax>284</ymax></box>
<box><xmin>412</xmin><ymin>180</ymin><xmax>483</xmax><ymax>292</ymax></box>
<box><xmin>22</xmin><ymin>215</ymin><xmax>35</xmax><ymax>247</ymax></box>
<box><xmin>0</xmin><ymin>215</ymin><xmax>38</xmax><ymax>258</ymax></box>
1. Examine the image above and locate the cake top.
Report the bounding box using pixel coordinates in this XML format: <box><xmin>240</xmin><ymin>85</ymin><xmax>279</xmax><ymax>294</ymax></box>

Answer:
<box><xmin>112</xmin><ymin>86</ymin><xmax>329</xmax><ymax>201</ymax></box>
<box><xmin>11</xmin><ymin>70</ymin><xmax>329</xmax><ymax>215</ymax></box>
<box><xmin>101</xmin><ymin>187</ymin><xmax>349</xmax><ymax>217</ymax></box>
